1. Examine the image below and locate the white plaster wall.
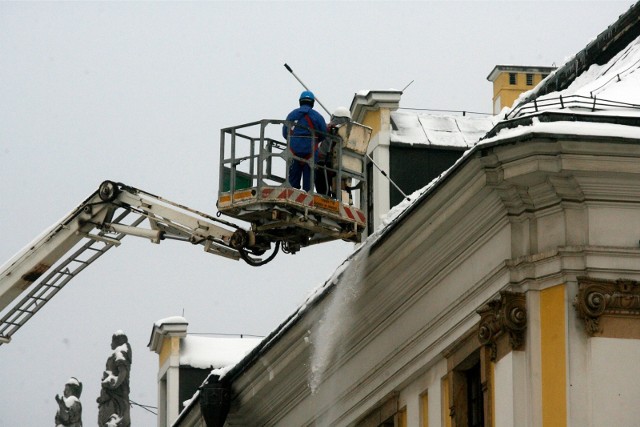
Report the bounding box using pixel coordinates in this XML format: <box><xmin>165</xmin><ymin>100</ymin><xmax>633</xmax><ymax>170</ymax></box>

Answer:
<box><xmin>536</xmin><ymin>210</ymin><xmax>566</xmax><ymax>253</ymax></box>
<box><xmin>370</xmin><ymin>118</ymin><xmax>391</xmax><ymax>230</ymax></box>
<box><xmin>494</xmin><ymin>352</ymin><xmax>515</xmax><ymax>427</ymax></box>
<box><xmin>588</xmin><ymin>206</ymin><xmax>640</xmax><ymax>247</ymax></box>
<box><xmin>399</xmin><ymin>358</ymin><xmax>447</xmax><ymax>427</ymax></box>
<box><xmin>589</xmin><ymin>337</ymin><xmax>640</xmax><ymax>427</ymax></box>
<box><xmin>494</xmin><ymin>351</ymin><xmax>526</xmax><ymax>427</ymax></box>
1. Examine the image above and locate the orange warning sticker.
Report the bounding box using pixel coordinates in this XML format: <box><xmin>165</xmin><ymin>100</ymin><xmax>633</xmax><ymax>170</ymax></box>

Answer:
<box><xmin>233</xmin><ymin>189</ymin><xmax>254</xmax><ymax>201</ymax></box>
<box><xmin>313</xmin><ymin>196</ymin><xmax>339</xmax><ymax>212</ymax></box>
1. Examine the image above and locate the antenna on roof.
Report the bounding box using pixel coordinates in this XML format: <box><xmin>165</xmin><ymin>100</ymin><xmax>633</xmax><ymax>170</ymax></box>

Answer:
<box><xmin>402</xmin><ymin>80</ymin><xmax>414</xmax><ymax>92</ymax></box>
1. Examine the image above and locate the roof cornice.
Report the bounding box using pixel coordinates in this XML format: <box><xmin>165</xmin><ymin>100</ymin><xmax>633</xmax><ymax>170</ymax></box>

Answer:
<box><xmin>350</xmin><ymin>90</ymin><xmax>402</xmax><ymax>123</ymax></box>
<box><xmin>147</xmin><ymin>319</ymin><xmax>188</xmax><ymax>353</ymax></box>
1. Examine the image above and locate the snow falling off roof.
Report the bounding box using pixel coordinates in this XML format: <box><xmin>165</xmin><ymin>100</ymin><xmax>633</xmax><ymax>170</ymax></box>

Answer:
<box><xmin>179</xmin><ymin>335</ymin><xmax>262</xmax><ymax>370</ymax></box>
<box><xmin>391</xmin><ymin>110</ymin><xmax>497</xmax><ymax>148</ymax></box>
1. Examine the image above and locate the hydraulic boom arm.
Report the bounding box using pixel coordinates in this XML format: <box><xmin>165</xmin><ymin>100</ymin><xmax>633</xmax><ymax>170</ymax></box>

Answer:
<box><xmin>0</xmin><ymin>181</ymin><xmax>271</xmax><ymax>344</ymax></box>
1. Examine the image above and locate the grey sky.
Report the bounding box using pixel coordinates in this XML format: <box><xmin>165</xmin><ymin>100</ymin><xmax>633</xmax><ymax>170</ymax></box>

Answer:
<box><xmin>0</xmin><ymin>1</ymin><xmax>632</xmax><ymax>425</ymax></box>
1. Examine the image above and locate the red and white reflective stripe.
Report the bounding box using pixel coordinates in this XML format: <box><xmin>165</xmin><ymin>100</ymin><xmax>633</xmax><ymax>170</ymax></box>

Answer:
<box><xmin>341</xmin><ymin>205</ymin><xmax>366</xmax><ymax>225</ymax></box>
<box><xmin>261</xmin><ymin>187</ymin><xmax>312</xmax><ymax>205</ymax></box>
<box><xmin>262</xmin><ymin>188</ymin><xmax>294</xmax><ymax>199</ymax></box>
<box><xmin>229</xmin><ymin>186</ymin><xmax>365</xmax><ymax>226</ymax></box>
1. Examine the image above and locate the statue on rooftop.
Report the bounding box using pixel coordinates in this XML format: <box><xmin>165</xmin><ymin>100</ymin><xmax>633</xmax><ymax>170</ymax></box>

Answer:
<box><xmin>97</xmin><ymin>331</ymin><xmax>132</xmax><ymax>427</ymax></box>
<box><xmin>55</xmin><ymin>377</ymin><xmax>83</xmax><ymax>427</ymax></box>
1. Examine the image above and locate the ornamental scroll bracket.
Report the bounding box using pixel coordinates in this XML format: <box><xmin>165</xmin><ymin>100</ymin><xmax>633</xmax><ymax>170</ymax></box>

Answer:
<box><xmin>477</xmin><ymin>291</ymin><xmax>527</xmax><ymax>362</ymax></box>
<box><xmin>574</xmin><ymin>276</ymin><xmax>640</xmax><ymax>337</ymax></box>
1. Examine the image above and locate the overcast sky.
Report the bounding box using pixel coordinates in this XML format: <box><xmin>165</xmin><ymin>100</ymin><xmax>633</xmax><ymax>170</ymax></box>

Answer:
<box><xmin>0</xmin><ymin>1</ymin><xmax>634</xmax><ymax>425</ymax></box>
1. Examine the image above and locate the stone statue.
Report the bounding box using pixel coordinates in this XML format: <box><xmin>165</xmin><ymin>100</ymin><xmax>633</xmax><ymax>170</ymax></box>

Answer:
<box><xmin>97</xmin><ymin>331</ymin><xmax>132</xmax><ymax>427</ymax></box>
<box><xmin>55</xmin><ymin>377</ymin><xmax>83</xmax><ymax>427</ymax></box>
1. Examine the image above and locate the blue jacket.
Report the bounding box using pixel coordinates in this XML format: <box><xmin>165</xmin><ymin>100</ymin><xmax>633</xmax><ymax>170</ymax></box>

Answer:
<box><xmin>282</xmin><ymin>105</ymin><xmax>327</xmax><ymax>157</ymax></box>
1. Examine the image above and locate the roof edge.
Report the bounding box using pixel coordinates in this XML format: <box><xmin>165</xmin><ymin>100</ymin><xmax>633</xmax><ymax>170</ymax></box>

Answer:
<box><xmin>513</xmin><ymin>2</ymin><xmax>640</xmax><ymax>108</ymax></box>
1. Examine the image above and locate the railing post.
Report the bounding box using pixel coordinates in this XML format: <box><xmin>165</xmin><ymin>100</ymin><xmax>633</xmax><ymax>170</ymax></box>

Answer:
<box><xmin>219</xmin><ymin>129</ymin><xmax>226</xmax><ymax>195</ymax></box>
<box><xmin>230</xmin><ymin>128</ymin><xmax>237</xmax><ymax>194</ymax></box>
<box><xmin>257</xmin><ymin>121</ymin><xmax>266</xmax><ymax>192</ymax></box>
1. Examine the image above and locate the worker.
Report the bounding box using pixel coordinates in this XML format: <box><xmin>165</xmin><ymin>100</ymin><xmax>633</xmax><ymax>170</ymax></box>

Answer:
<box><xmin>283</xmin><ymin>90</ymin><xmax>327</xmax><ymax>192</ymax></box>
<box><xmin>316</xmin><ymin>107</ymin><xmax>351</xmax><ymax>197</ymax></box>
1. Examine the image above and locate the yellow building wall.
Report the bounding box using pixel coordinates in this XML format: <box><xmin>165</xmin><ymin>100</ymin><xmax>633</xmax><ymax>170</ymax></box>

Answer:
<box><xmin>493</xmin><ymin>71</ymin><xmax>548</xmax><ymax>111</ymax></box>
<box><xmin>540</xmin><ymin>284</ymin><xmax>567</xmax><ymax>427</ymax></box>
<box><xmin>398</xmin><ymin>406</ymin><xmax>407</xmax><ymax>427</ymax></box>
<box><xmin>421</xmin><ymin>392</ymin><xmax>429</xmax><ymax>427</ymax></box>
<box><xmin>442</xmin><ymin>376</ymin><xmax>451</xmax><ymax>427</ymax></box>
<box><xmin>361</xmin><ymin>109</ymin><xmax>381</xmax><ymax>139</ymax></box>
<box><xmin>158</xmin><ymin>336</ymin><xmax>180</xmax><ymax>367</ymax></box>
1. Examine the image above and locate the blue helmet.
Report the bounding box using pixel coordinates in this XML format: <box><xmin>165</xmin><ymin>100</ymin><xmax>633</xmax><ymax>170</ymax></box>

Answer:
<box><xmin>299</xmin><ymin>90</ymin><xmax>315</xmax><ymax>102</ymax></box>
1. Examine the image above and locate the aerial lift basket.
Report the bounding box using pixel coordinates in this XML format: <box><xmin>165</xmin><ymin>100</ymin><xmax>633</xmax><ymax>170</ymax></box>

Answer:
<box><xmin>217</xmin><ymin>119</ymin><xmax>371</xmax><ymax>250</ymax></box>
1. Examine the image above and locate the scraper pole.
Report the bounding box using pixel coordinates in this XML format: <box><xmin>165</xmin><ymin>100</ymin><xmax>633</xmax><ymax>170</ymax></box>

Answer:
<box><xmin>367</xmin><ymin>154</ymin><xmax>410</xmax><ymax>201</ymax></box>
<box><xmin>284</xmin><ymin>63</ymin><xmax>331</xmax><ymax>115</ymax></box>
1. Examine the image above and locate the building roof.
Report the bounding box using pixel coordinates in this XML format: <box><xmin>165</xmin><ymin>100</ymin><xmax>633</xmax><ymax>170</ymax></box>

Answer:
<box><xmin>488</xmin><ymin>12</ymin><xmax>640</xmax><ymax>136</ymax></box>
<box><xmin>390</xmin><ymin>110</ymin><xmax>497</xmax><ymax>148</ymax></box>
<box><xmin>149</xmin><ymin>316</ymin><xmax>261</xmax><ymax>370</ymax></box>
<box><xmin>179</xmin><ymin>335</ymin><xmax>261</xmax><ymax>370</ymax></box>
<box><xmin>513</xmin><ymin>2</ymin><xmax>640</xmax><ymax>109</ymax></box>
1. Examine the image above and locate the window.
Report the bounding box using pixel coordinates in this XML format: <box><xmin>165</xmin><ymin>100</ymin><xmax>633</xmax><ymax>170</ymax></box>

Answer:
<box><xmin>541</xmin><ymin>73</ymin><xmax>549</xmax><ymax>80</ymax></box>
<box><xmin>448</xmin><ymin>351</ymin><xmax>485</xmax><ymax>427</ymax></box>
<box><xmin>526</xmin><ymin>73</ymin><xmax>534</xmax><ymax>86</ymax></box>
<box><xmin>465</xmin><ymin>360</ymin><xmax>484</xmax><ymax>427</ymax></box>
<box><xmin>509</xmin><ymin>73</ymin><xmax>517</xmax><ymax>85</ymax></box>
<box><xmin>444</xmin><ymin>330</ymin><xmax>492</xmax><ymax>427</ymax></box>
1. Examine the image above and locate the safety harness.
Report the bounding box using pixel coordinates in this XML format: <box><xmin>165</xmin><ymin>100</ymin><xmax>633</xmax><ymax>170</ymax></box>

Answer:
<box><xmin>289</xmin><ymin>114</ymin><xmax>320</xmax><ymax>162</ymax></box>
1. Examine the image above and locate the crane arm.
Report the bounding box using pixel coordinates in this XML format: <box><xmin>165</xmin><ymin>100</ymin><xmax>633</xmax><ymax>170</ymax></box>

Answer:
<box><xmin>0</xmin><ymin>181</ymin><xmax>268</xmax><ymax>344</ymax></box>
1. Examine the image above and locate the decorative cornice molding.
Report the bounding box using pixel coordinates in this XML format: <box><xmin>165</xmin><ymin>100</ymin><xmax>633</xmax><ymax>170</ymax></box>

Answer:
<box><xmin>574</xmin><ymin>276</ymin><xmax>640</xmax><ymax>336</ymax></box>
<box><xmin>477</xmin><ymin>291</ymin><xmax>527</xmax><ymax>361</ymax></box>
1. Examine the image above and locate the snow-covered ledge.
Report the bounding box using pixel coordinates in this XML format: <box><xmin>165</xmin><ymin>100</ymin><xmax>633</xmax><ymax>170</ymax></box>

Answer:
<box><xmin>149</xmin><ymin>316</ymin><xmax>189</xmax><ymax>354</ymax></box>
<box><xmin>350</xmin><ymin>89</ymin><xmax>402</xmax><ymax>124</ymax></box>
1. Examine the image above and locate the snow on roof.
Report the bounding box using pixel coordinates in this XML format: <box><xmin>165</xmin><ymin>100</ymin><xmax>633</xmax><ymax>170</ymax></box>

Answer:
<box><xmin>155</xmin><ymin>316</ymin><xmax>187</xmax><ymax>327</ymax></box>
<box><xmin>508</xmin><ymin>35</ymin><xmax>640</xmax><ymax>118</ymax></box>
<box><xmin>544</xmin><ymin>35</ymin><xmax>640</xmax><ymax>104</ymax></box>
<box><xmin>179</xmin><ymin>335</ymin><xmax>262</xmax><ymax>370</ymax></box>
<box><xmin>391</xmin><ymin>110</ymin><xmax>497</xmax><ymax>148</ymax></box>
